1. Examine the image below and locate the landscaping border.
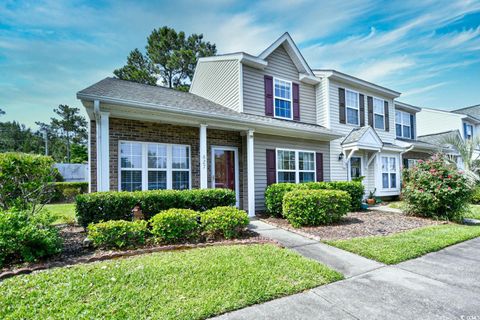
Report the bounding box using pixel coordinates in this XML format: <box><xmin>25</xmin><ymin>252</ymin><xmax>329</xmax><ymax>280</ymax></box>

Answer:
<box><xmin>0</xmin><ymin>237</ymin><xmax>280</xmax><ymax>281</ymax></box>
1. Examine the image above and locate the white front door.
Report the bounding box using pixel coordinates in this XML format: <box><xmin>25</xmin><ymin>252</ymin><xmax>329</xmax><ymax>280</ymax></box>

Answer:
<box><xmin>211</xmin><ymin>146</ymin><xmax>239</xmax><ymax>206</ymax></box>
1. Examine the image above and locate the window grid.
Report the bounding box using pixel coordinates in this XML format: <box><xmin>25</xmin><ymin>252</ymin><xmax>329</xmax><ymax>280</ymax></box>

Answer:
<box><xmin>381</xmin><ymin>156</ymin><xmax>397</xmax><ymax>190</ymax></box>
<box><xmin>276</xmin><ymin>149</ymin><xmax>316</xmax><ymax>184</ymax></box>
<box><xmin>346</xmin><ymin>89</ymin><xmax>359</xmax><ymax>125</ymax></box>
<box><xmin>373</xmin><ymin>98</ymin><xmax>385</xmax><ymax>130</ymax></box>
<box><xmin>395</xmin><ymin>110</ymin><xmax>412</xmax><ymax>139</ymax></box>
<box><xmin>274</xmin><ymin>78</ymin><xmax>293</xmax><ymax>120</ymax></box>
<box><xmin>119</xmin><ymin>141</ymin><xmax>191</xmax><ymax>192</ymax></box>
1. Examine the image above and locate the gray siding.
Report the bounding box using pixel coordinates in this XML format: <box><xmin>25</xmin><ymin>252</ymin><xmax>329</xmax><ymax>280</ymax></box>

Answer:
<box><xmin>253</xmin><ymin>133</ymin><xmax>330</xmax><ymax>212</ymax></box>
<box><xmin>243</xmin><ymin>45</ymin><xmax>317</xmax><ymax>124</ymax></box>
<box><xmin>190</xmin><ymin>59</ymin><xmax>241</xmax><ymax>111</ymax></box>
<box><xmin>316</xmin><ymin>77</ymin><xmax>329</xmax><ymax>127</ymax></box>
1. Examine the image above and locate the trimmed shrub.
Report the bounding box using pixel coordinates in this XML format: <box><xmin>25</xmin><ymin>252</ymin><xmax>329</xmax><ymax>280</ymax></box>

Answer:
<box><xmin>201</xmin><ymin>206</ymin><xmax>249</xmax><ymax>239</ymax></box>
<box><xmin>265</xmin><ymin>181</ymin><xmax>364</xmax><ymax>217</ymax></box>
<box><xmin>471</xmin><ymin>186</ymin><xmax>480</xmax><ymax>204</ymax></box>
<box><xmin>283</xmin><ymin>189</ymin><xmax>351</xmax><ymax>227</ymax></box>
<box><xmin>402</xmin><ymin>154</ymin><xmax>473</xmax><ymax>221</ymax></box>
<box><xmin>50</xmin><ymin>182</ymin><xmax>88</xmax><ymax>203</ymax></box>
<box><xmin>150</xmin><ymin>209</ymin><xmax>200</xmax><ymax>244</ymax></box>
<box><xmin>0</xmin><ymin>152</ymin><xmax>56</xmax><ymax>211</ymax></box>
<box><xmin>87</xmin><ymin>220</ymin><xmax>148</xmax><ymax>249</ymax></box>
<box><xmin>76</xmin><ymin>188</ymin><xmax>235</xmax><ymax>228</ymax></box>
<box><xmin>0</xmin><ymin>210</ymin><xmax>62</xmax><ymax>267</ymax></box>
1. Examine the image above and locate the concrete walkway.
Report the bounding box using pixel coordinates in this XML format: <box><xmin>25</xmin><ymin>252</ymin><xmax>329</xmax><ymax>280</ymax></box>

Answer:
<box><xmin>214</xmin><ymin>221</ymin><xmax>480</xmax><ymax>319</ymax></box>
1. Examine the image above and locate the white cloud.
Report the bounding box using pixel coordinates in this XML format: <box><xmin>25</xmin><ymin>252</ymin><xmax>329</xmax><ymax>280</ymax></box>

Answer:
<box><xmin>355</xmin><ymin>57</ymin><xmax>415</xmax><ymax>82</ymax></box>
<box><xmin>402</xmin><ymin>82</ymin><xmax>449</xmax><ymax>97</ymax></box>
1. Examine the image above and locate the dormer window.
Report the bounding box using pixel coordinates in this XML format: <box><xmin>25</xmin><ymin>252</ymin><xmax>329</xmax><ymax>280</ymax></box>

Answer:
<box><xmin>346</xmin><ymin>89</ymin><xmax>359</xmax><ymax>125</ymax></box>
<box><xmin>395</xmin><ymin>110</ymin><xmax>412</xmax><ymax>139</ymax></box>
<box><xmin>373</xmin><ymin>98</ymin><xmax>385</xmax><ymax>130</ymax></box>
<box><xmin>274</xmin><ymin>78</ymin><xmax>292</xmax><ymax>119</ymax></box>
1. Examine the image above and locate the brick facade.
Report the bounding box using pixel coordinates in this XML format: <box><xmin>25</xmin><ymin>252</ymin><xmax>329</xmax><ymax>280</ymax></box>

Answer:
<box><xmin>90</xmin><ymin>118</ymin><xmax>245</xmax><ymax>207</ymax></box>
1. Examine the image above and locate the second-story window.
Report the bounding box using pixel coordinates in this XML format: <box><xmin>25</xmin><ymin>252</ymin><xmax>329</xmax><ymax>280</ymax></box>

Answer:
<box><xmin>465</xmin><ymin>123</ymin><xmax>473</xmax><ymax>140</ymax></box>
<box><xmin>395</xmin><ymin>111</ymin><xmax>412</xmax><ymax>139</ymax></box>
<box><xmin>373</xmin><ymin>98</ymin><xmax>385</xmax><ymax>130</ymax></box>
<box><xmin>274</xmin><ymin>78</ymin><xmax>292</xmax><ymax>119</ymax></box>
<box><xmin>346</xmin><ymin>89</ymin><xmax>359</xmax><ymax>125</ymax></box>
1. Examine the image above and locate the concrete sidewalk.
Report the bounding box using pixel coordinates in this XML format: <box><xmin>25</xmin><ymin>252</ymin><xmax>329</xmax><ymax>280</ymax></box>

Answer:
<box><xmin>213</xmin><ymin>224</ymin><xmax>480</xmax><ymax>320</ymax></box>
<box><xmin>248</xmin><ymin>219</ymin><xmax>383</xmax><ymax>278</ymax></box>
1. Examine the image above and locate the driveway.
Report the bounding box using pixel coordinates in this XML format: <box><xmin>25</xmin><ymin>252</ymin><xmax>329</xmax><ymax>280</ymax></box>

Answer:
<box><xmin>214</xmin><ymin>224</ymin><xmax>480</xmax><ymax>319</ymax></box>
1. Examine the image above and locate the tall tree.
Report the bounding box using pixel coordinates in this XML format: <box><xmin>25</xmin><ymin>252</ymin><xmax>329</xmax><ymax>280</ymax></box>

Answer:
<box><xmin>146</xmin><ymin>26</ymin><xmax>216</xmax><ymax>90</ymax></box>
<box><xmin>50</xmin><ymin>105</ymin><xmax>87</xmax><ymax>163</ymax></box>
<box><xmin>0</xmin><ymin>121</ymin><xmax>43</xmax><ymax>154</ymax></box>
<box><xmin>113</xmin><ymin>48</ymin><xmax>158</xmax><ymax>85</ymax></box>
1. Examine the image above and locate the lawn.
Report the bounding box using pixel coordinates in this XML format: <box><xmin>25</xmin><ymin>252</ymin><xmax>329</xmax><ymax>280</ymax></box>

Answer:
<box><xmin>42</xmin><ymin>202</ymin><xmax>76</xmax><ymax>224</ymax></box>
<box><xmin>0</xmin><ymin>244</ymin><xmax>342</xmax><ymax>320</ymax></box>
<box><xmin>326</xmin><ymin>224</ymin><xmax>480</xmax><ymax>264</ymax></box>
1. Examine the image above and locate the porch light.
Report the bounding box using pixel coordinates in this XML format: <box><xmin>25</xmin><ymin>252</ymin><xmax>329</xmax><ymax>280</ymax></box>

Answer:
<box><xmin>338</xmin><ymin>153</ymin><xmax>344</xmax><ymax>161</ymax></box>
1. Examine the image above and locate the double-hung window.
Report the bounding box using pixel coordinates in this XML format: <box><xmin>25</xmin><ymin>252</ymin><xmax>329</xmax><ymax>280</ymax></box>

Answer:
<box><xmin>373</xmin><ymin>98</ymin><xmax>385</xmax><ymax>130</ymax></box>
<box><xmin>346</xmin><ymin>90</ymin><xmax>359</xmax><ymax>125</ymax></box>
<box><xmin>381</xmin><ymin>156</ymin><xmax>397</xmax><ymax>189</ymax></box>
<box><xmin>274</xmin><ymin>78</ymin><xmax>292</xmax><ymax>119</ymax></box>
<box><xmin>465</xmin><ymin>123</ymin><xmax>473</xmax><ymax>140</ymax></box>
<box><xmin>277</xmin><ymin>149</ymin><xmax>316</xmax><ymax>183</ymax></box>
<box><xmin>120</xmin><ymin>141</ymin><xmax>190</xmax><ymax>191</ymax></box>
<box><xmin>395</xmin><ymin>111</ymin><xmax>412</xmax><ymax>139</ymax></box>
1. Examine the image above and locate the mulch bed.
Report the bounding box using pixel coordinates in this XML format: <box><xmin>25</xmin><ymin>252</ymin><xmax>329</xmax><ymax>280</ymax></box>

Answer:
<box><xmin>0</xmin><ymin>225</ymin><xmax>277</xmax><ymax>281</ymax></box>
<box><xmin>260</xmin><ymin>210</ymin><xmax>444</xmax><ymax>241</ymax></box>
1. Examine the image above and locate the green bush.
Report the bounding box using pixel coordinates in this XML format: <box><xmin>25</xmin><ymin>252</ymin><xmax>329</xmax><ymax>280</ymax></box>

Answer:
<box><xmin>87</xmin><ymin>220</ymin><xmax>148</xmax><ymax>249</ymax></box>
<box><xmin>76</xmin><ymin>188</ymin><xmax>235</xmax><ymax>228</ymax></box>
<box><xmin>201</xmin><ymin>207</ymin><xmax>249</xmax><ymax>239</ymax></box>
<box><xmin>283</xmin><ymin>189</ymin><xmax>351</xmax><ymax>227</ymax></box>
<box><xmin>150</xmin><ymin>209</ymin><xmax>200</xmax><ymax>244</ymax></box>
<box><xmin>402</xmin><ymin>154</ymin><xmax>473</xmax><ymax>221</ymax></box>
<box><xmin>0</xmin><ymin>210</ymin><xmax>62</xmax><ymax>267</ymax></box>
<box><xmin>471</xmin><ymin>186</ymin><xmax>480</xmax><ymax>204</ymax></box>
<box><xmin>50</xmin><ymin>182</ymin><xmax>88</xmax><ymax>203</ymax></box>
<box><xmin>265</xmin><ymin>181</ymin><xmax>364</xmax><ymax>217</ymax></box>
<box><xmin>0</xmin><ymin>152</ymin><xmax>56</xmax><ymax>211</ymax></box>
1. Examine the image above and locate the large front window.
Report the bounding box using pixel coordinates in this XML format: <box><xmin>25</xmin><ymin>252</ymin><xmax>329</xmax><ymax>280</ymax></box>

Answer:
<box><xmin>120</xmin><ymin>141</ymin><xmax>190</xmax><ymax>191</ymax></box>
<box><xmin>274</xmin><ymin>78</ymin><xmax>292</xmax><ymax>119</ymax></box>
<box><xmin>373</xmin><ymin>98</ymin><xmax>385</xmax><ymax>130</ymax></box>
<box><xmin>277</xmin><ymin>149</ymin><xmax>316</xmax><ymax>183</ymax></box>
<box><xmin>381</xmin><ymin>156</ymin><xmax>397</xmax><ymax>189</ymax></box>
<box><xmin>395</xmin><ymin>110</ymin><xmax>412</xmax><ymax>139</ymax></box>
<box><xmin>346</xmin><ymin>89</ymin><xmax>359</xmax><ymax>125</ymax></box>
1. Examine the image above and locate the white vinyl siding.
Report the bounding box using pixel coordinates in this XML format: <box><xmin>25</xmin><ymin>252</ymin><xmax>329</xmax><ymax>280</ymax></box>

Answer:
<box><xmin>119</xmin><ymin>141</ymin><xmax>191</xmax><ymax>191</ymax></box>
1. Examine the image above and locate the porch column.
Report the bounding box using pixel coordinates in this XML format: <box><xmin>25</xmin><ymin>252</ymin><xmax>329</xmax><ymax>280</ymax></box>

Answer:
<box><xmin>199</xmin><ymin>124</ymin><xmax>208</xmax><ymax>189</ymax></box>
<box><xmin>247</xmin><ymin>129</ymin><xmax>255</xmax><ymax>216</ymax></box>
<box><xmin>94</xmin><ymin>100</ymin><xmax>110</xmax><ymax>192</ymax></box>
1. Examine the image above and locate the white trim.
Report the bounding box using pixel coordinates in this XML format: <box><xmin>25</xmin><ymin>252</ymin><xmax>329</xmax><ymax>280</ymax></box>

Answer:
<box><xmin>275</xmin><ymin>147</ymin><xmax>316</xmax><ymax>183</ymax></box>
<box><xmin>199</xmin><ymin>124</ymin><xmax>208</xmax><ymax>189</ymax></box>
<box><xmin>197</xmin><ymin>53</ymin><xmax>268</xmax><ymax>69</ymax></box>
<box><xmin>372</xmin><ymin>96</ymin><xmax>385</xmax><ymax>131</ymax></box>
<box><xmin>118</xmin><ymin>140</ymin><xmax>191</xmax><ymax>192</ymax></box>
<box><xmin>211</xmin><ymin>146</ymin><xmax>240</xmax><ymax>207</ymax></box>
<box><xmin>394</xmin><ymin>101</ymin><xmax>421</xmax><ymax>113</ymax></box>
<box><xmin>395</xmin><ymin>110</ymin><xmax>413</xmax><ymax>139</ymax></box>
<box><xmin>247</xmin><ymin>129</ymin><xmax>255</xmax><ymax>216</ymax></box>
<box><xmin>87</xmin><ymin>113</ymin><xmax>92</xmax><ymax>193</ymax></box>
<box><xmin>100</xmin><ymin>111</ymin><xmax>110</xmax><ymax>191</ymax></box>
<box><xmin>345</xmin><ymin>88</ymin><xmax>360</xmax><ymax>126</ymax></box>
<box><xmin>273</xmin><ymin>77</ymin><xmax>293</xmax><ymax>120</ymax></box>
<box><xmin>325</xmin><ymin>77</ymin><xmax>331</xmax><ymax>128</ymax></box>
<box><xmin>377</xmin><ymin>153</ymin><xmax>400</xmax><ymax>192</ymax></box>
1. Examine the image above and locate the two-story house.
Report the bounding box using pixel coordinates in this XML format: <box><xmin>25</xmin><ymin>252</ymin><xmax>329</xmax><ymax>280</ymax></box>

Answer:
<box><xmin>77</xmin><ymin>32</ymin><xmax>439</xmax><ymax>215</ymax></box>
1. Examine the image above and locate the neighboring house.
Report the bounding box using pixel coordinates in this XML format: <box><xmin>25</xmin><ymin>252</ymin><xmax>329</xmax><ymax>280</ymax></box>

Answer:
<box><xmin>78</xmin><ymin>32</ymin><xmax>446</xmax><ymax>215</ymax></box>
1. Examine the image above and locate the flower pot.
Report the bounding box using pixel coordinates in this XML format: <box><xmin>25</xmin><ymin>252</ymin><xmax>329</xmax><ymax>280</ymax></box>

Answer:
<box><xmin>366</xmin><ymin>198</ymin><xmax>375</xmax><ymax>205</ymax></box>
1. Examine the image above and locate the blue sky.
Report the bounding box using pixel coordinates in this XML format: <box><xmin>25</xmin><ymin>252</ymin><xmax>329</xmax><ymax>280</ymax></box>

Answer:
<box><xmin>1</xmin><ymin>0</ymin><xmax>479</xmax><ymax>127</ymax></box>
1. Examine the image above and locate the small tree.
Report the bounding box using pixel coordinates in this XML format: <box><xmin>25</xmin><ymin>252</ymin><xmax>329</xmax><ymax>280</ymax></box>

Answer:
<box><xmin>442</xmin><ymin>134</ymin><xmax>480</xmax><ymax>183</ymax></box>
<box><xmin>402</xmin><ymin>153</ymin><xmax>473</xmax><ymax>221</ymax></box>
<box><xmin>113</xmin><ymin>48</ymin><xmax>158</xmax><ymax>85</ymax></box>
<box><xmin>0</xmin><ymin>153</ymin><xmax>57</xmax><ymax>213</ymax></box>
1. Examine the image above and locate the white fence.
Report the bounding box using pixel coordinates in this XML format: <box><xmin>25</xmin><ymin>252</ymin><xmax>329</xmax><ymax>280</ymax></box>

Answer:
<box><xmin>54</xmin><ymin>163</ymin><xmax>88</xmax><ymax>182</ymax></box>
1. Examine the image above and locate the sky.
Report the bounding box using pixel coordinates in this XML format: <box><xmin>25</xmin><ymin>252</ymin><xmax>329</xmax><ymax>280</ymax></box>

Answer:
<box><xmin>1</xmin><ymin>0</ymin><xmax>480</xmax><ymax>128</ymax></box>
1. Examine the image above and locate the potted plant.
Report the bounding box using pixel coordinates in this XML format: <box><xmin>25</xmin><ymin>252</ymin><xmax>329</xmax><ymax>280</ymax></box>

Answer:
<box><xmin>367</xmin><ymin>188</ymin><xmax>376</xmax><ymax>205</ymax></box>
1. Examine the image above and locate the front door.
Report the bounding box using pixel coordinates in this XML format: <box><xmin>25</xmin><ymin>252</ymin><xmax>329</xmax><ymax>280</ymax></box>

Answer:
<box><xmin>212</xmin><ymin>146</ymin><xmax>239</xmax><ymax>206</ymax></box>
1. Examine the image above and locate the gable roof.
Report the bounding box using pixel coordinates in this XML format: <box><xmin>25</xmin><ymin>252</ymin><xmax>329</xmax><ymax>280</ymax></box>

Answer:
<box><xmin>77</xmin><ymin>77</ymin><xmax>340</xmax><ymax>140</ymax></box>
<box><xmin>417</xmin><ymin>130</ymin><xmax>462</xmax><ymax>146</ymax></box>
<box><xmin>341</xmin><ymin>126</ymin><xmax>383</xmax><ymax>149</ymax></box>
<box><xmin>452</xmin><ymin>104</ymin><xmax>480</xmax><ymax>120</ymax></box>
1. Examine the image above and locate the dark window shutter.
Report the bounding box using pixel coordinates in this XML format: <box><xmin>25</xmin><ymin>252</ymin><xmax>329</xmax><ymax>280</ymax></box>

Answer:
<box><xmin>410</xmin><ymin>114</ymin><xmax>415</xmax><ymax>139</ymax></box>
<box><xmin>359</xmin><ymin>94</ymin><xmax>365</xmax><ymax>126</ymax></box>
<box><xmin>264</xmin><ymin>75</ymin><xmax>273</xmax><ymax>116</ymax></box>
<box><xmin>316</xmin><ymin>152</ymin><xmax>324</xmax><ymax>182</ymax></box>
<box><xmin>384</xmin><ymin>100</ymin><xmax>389</xmax><ymax>131</ymax></box>
<box><xmin>292</xmin><ymin>83</ymin><xmax>300</xmax><ymax>121</ymax></box>
<box><xmin>367</xmin><ymin>96</ymin><xmax>373</xmax><ymax>126</ymax></box>
<box><xmin>266</xmin><ymin>149</ymin><xmax>276</xmax><ymax>185</ymax></box>
<box><xmin>339</xmin><ymin>88</ymin><xmax>346</xmax><ymax>124</ymax></box>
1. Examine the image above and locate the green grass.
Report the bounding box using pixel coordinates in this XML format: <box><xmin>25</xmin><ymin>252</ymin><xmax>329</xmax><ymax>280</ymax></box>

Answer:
<box><xmin>326</xmin><ymin>224</ymin><xmax>480</xmax><ymax>265</ymax></box>
<box><xmin>42</xmin><ymin>202</ymin><xmax>76</xmax><ymax>224</ymax></box>
<box><xmin>0</xmin><ymin>244</ymin><xmax>342</xmax><ymax>320</ymax></box>
<box><xmin>387</xmin><ymin>201</ymin><xmax>405</xmax><ymax>209</ymax></box>
<box><xmin>465</xmin><ymin>205</ymin><xmax>480</xmax><ymax>220</ymax></box>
